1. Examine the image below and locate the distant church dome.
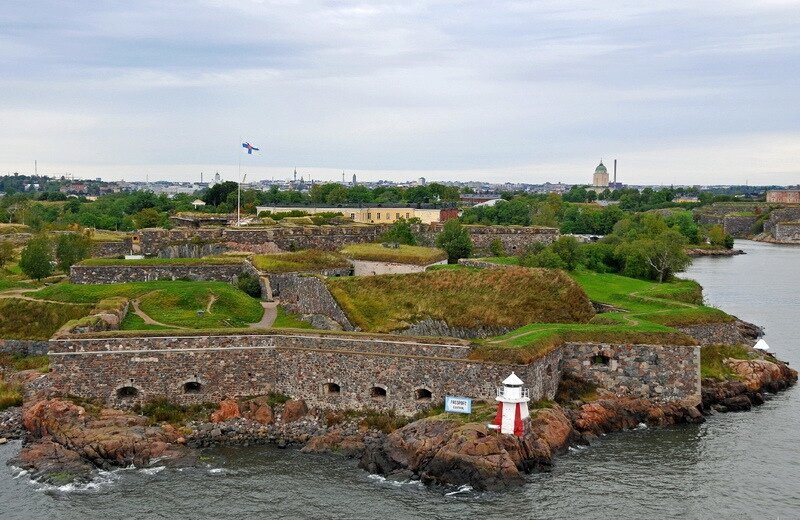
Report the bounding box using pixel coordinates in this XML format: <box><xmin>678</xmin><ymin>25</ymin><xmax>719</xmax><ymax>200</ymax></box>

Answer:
<box><xmin>595</xmin><ymin>161</ymin><xmax>607</xmax><ymax>174</ymax></box>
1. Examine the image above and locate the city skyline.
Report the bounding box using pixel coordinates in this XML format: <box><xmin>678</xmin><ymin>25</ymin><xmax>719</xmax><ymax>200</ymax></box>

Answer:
<box><xmin>2</xmin><ymin>1</ymin><xmax>799</xmax><ymax>185</ymax></box>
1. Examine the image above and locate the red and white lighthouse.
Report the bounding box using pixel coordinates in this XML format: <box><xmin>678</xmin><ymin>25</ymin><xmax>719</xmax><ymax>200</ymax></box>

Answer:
<box><xmin>489</xmin><ymin>372</ymin><xmax>530</xmax><ymax>436</ymax></box>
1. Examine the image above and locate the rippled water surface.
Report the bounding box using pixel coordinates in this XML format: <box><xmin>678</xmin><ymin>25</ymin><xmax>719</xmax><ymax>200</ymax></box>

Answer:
<box><xmin>1</xmin><ymin>240</ymin><xmax>798</xmax><ymax>519</ymax></box>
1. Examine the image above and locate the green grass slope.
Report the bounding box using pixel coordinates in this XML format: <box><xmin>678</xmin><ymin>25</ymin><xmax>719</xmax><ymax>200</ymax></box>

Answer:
<box><xmin>30</xmin><ymin>281</ymin><xmax>263</xmax><ymax>329</ymax></box>
<box><xmin>473</xmin><ymin>269</ymin><xmax>731</xmax><ymax>364</ymax></box>
<box><xmin>252</xmin><ymin>250</ymin><xmax>350</xmax><ymax>273</ymax></box>
<box><xmin>0</xmin><ymin>298</ymin><xmax>93</xmax><ymax>340</ymax></box>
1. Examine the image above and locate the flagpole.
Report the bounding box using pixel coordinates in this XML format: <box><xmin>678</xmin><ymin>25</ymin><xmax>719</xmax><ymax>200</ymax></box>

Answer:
<box><xmin>237</xmin><ymin>138</ymin><xmax>242</xmax><ymax>227</ymax></box>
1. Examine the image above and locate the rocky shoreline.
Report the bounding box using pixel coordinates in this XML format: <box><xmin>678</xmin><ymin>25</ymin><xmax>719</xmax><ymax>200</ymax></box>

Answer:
<box><xmin>685</xmin><ymin>247</ymin><xmax>745</xmax><ymax>257</ymax></box>
<box><xmin>3</xmin><ymin>346</ymin><xmax>795</xmax><ymax>490</ymax></box>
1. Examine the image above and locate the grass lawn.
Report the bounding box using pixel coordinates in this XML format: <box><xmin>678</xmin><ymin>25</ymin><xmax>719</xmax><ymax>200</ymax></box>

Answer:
<box><xmin>119</xmin><ymin>312</ymin><xmax>174</xmax><ymax>331</ymax></box>
<box><xmin>251</xmin><ymin>250</ymin><xmax>350</xmax><ymax>273</ymax></box>
<box><xmin>326</xmin><ymin>267</ymin><xmax>594</xmax><ymax>333</ymax></box>
<box><xmin>341</xmin><ymin>243</ymin><xmax>447</xmax><ymax>266</ymax></box>
<box><xmin>30</xmin><ymin>281</ymin><xmax>263</xmax><ymax>329</ymax></box>
<box><xmin>0</xmin><ymin>298</ymin><xmax>93</xmax><ymax>340</ymax></box>
<box><xmin>700</xmin><ymin>344</ymin><xmax>756</xmax><ymax>380</ymax></box>
<box><xmin>272</xmin><ymin>305</ymin><xmax>314</xmax><ymax>329</ymax></box>
<box><xmin>472</xmin><ymin>269</ymin><xmax>732</xmax><ymax>364</ymax></box>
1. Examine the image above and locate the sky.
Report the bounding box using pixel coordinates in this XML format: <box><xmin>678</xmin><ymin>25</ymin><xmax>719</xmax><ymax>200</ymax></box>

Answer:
<box><xmin>1</xmin><ymin>0</ymin><xmax>799</xmax><ymax>186</ymax></box>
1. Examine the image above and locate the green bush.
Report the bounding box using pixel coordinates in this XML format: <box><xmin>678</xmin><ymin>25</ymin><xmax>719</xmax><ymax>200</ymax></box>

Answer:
<box><xmin>237</xmin><ymin>273</ymin><xmax>262</xmax><ymax>298</ymax></box>
<box><xmin>435</xmin><ymin>220</ymin><xmax>473</xmax><ymax>264</ymax></box>
<box><xmin>381</xmin><ymin>218</ymin><xmax>419</xmax><ymax>245</ymax></box>
<box><xmin>0</xmin><ymin>379</ymin><xmax>23</xmax><ymax>410</ymax></box>
<box><xmin>489</xmin><ymin>238</ymin><xmax>504</xmax><ymax>257</ymax></box>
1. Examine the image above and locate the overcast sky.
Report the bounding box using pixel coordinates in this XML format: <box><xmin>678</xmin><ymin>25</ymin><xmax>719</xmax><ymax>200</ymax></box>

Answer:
<box><xmin>1</xmin><ymin>1</ymin><xmax>799</xmax><ymax>185</ymax></box>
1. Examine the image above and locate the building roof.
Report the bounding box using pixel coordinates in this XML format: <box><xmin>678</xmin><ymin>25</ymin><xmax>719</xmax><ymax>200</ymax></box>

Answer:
<box><xmin>595</xmin><ymin>162</ymin><xmax>607</xmax><ymax>174</ymax></box>
<box><xmin>502</xmin><ymin>372</ymin><xmax>524</xmax><ymax>386</ymax></box>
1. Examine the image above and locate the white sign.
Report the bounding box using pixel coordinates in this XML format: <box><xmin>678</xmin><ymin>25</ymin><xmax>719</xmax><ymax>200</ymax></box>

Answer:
<box><xmin>444</xmin><ymin>396</ymin><xmax>473</xmax><ymax>414</ymax></box>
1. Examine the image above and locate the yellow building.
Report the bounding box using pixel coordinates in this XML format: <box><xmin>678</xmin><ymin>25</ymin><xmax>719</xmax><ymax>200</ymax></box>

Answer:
<box><xmin>255</xmin><ymin>205</ymin><xmax>458</xmax><ymax>225</ymax></box>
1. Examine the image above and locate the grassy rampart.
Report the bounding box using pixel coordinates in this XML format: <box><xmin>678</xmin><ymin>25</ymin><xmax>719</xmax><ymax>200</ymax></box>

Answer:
<box><xmin>341</xmin><ymin>244</ymin><xmax>447</xmax><ymax>265</ymax></box>
<box><xmin>29</xmin><ymin>281</ymin><xmax>263</xmax><ymax>329</ymax></box>
<box><xmin>251</xmin><ymin>250</ymin><xmax>350</xmax><ymax>273</ymax></box>
<box><xmin>472</xmin><ymin>269</ymin><xmax>731</xmax><ymax>363</ymax></box>
<box><xmin>326</xmin><ymin>267</ymin><xmax>595</xmax><ymax>333</ymax></box>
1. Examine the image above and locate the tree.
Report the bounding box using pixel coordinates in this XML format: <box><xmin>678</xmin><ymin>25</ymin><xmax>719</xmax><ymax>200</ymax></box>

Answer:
<box><xmin>55</xmin><ymin>233</ymin><xmax>91</xmax><ymax>272</ymax></box>
<box><xmin>202</xmin><ymin>181</ymin><xmax>238</xmax><ymax>206</ymax></box>
<box><xmin>19</xmin><ymin>235</ymin><xmax>53</xmax><ymax>280</ymax></box>
<box><xmin>382</xmin><ymin>218</ymin><xmax>418</xmax><ymax>245</ymax></box>
<box><xmin>435</xmin><ymin>219</ymin><xmax>473</xmax><ymax>264</ymax></box>
<box><xmin>132</xmin><ymin>207</ymin><xmax>164</xmax><ymax>229</ymax></box>
<box><xmin>618</xmin><ymin>230</ymin><xmax>689</xmax><ymax>283</ymax></box>
<box><xmin>0</xmin><ymin>240</ymin><xmax>14</xmax><ymax>268</ymax></box>
<box><xmin>550</xmin><ymin>236</ymin><xmax>582</xmax><ymax>271</ymax></box>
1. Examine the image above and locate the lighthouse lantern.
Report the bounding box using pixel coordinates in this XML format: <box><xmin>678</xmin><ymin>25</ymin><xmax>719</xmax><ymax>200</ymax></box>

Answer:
<box><xmin>488</xmin><ymin>372</ymin><xmax>530</xmax><ymax>436</ymax></box>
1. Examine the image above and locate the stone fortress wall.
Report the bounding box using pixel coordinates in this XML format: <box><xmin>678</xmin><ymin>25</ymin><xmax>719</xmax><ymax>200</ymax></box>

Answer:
<box><xmin>136</xmin><ymin>224</ymin><xmax>559</xmax><ymax>257</ymax></box>
<box><xmin>774</xmin><ymin>222</ymin><xmax>800</xmax><ymax>243</ymax></box>
<box><xmin>69</xmin><ymin>262</ymin><xmax>247</xmax><ymax>284</ymax></box>
<box><xmin>48</xmin><ymin>332</ymin><xmax>701</xmax><ymax>414</ymax></box>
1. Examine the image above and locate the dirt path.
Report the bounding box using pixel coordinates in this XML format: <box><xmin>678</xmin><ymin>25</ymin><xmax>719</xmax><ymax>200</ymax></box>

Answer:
<box><xmin>131</xmin><ymin>299</ymin><xmax>180</xmax><ymax>329</ymax></box>
<box><xmin>250</xmin><ymin>300</ymin><xmax>278</xmax><ymax>329</ymax></box>
<box><xmin>205</xmin><ymin>295</ymin><xmax>218</xmax><ymax>314</ymax></box>
<box><xmin>0</xmin><ymin>288</ymin><xmax>88</xmax><ymax>306</ymax></box>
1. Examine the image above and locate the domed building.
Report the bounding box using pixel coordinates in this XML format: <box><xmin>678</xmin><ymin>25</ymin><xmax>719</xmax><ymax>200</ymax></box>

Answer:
<box><xmin>592</xmin><ymin>161</ymin><xmax>609</xmax><ymax>188</ymax></box>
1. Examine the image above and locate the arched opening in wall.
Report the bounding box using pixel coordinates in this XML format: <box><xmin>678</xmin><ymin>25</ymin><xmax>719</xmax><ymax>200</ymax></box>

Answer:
<box><xmin>591</xmin><ymin>354</ymin><xmax>611</xmax><ymax>366</ymax></box>
<box><xmin>323</xmin><ymin>382</ymin><xmax>341</xmax><ymax>395</ymax></box>
<box><xmin>370</xmin><ymin>386</ymin><xmax>387</xmax><ymax>399</ymax></box>
<box><xmin>414</xmin><ymin>388</ymin><xmax>432</xmax><ymax>401</ymax></box>
<box><xmin>117</xmin><ymin>386</ymin><xmax>139</xmax><ymax>399</ymax></box>
<box><xmin>183</xmin><ymin>381</ymin><xmax>203</xmax><ymax>394</ymax></box>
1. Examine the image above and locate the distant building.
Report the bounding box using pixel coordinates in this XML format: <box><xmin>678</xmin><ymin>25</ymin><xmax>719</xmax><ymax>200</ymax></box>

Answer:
<box><xmin>766</xmin><ymin>190</ymin><xmax>800</xmax><ymax>204</ymax></box>
<box><xmin>352</xmin><ymin>174</ymin><xmax>357</xmax><ymax>186</ymax></box>
<box><xmin>592</xmin><ymin>161</ymin><xmax>609</xmax><ymax>188</ymax></box>
<box><xmin>255</xmin><ymin>204</ymin><xmax>459</xmax><ymax>225</ymax></box>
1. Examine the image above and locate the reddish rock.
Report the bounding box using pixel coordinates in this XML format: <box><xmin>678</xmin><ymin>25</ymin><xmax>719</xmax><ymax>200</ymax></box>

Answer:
<box><xmin>210</xmin><ymin>399</ymin><xmax>240</xmax><ymax>423</ymax></box>
<box><xmin>12</xmin><ymin>398</ymin><xmax>192</xmax><ymax>483</ymax></box>
<box><xmin>725</xmin><ymin>358</ymin><xmax>798</xmax><ymax>392</ymax></box>
<box><xmin>359</xmin><ymin>416</ymin><xmax>567</xmax><ymax>492</ymax></box>
<box><xmin>282</xmin><ymin>399</ymin><xmax>308</xmax><ymax>423</ymax></box>
<box><xmin>301</xmin><ymin>431</ymin><xmax>366</xmax><ymax>458</ymax></box>
<box><xmin>253</xmin><ymin>405</ymin><xmax>274</xmax><ymax>425</ymax></box>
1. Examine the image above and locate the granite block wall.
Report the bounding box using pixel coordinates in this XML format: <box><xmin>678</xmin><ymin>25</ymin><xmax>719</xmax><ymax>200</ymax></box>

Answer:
<box><xmin>774</xmin><ymin>222</ymin><xmax>800</xmax><ymax>243</ymax></box>
<box><xmin>69</xmin><ymin>263</ymin><xmax>246</xmax><ymax>284</ymax></box>
<box><xmin>269</xmin><ymin>274</ymin><xmax>355</xmax><ymax>330</ymax></box>
<box><xmin>48</xmin><ymin>333</ymin><xmax>699</xmax><ymax>413</ymax></box>
<box><xmin>48</xmin><ymin>333</ymin><xmax>561</xmax><ymax>413</ymax></box>
<box><xmin>137</xmin><ymin>224</ymin><xmax>559</xmax><ymax>257</ymax></box>
<box><xmin>0</xmin><ymin>339</ymin><xmax>49</xmax><ymax>356</ymax></box>
<box><xmin>562</xmin><ymin>343</ymin><xmax>701</xmax><ymax>404</ymax></box>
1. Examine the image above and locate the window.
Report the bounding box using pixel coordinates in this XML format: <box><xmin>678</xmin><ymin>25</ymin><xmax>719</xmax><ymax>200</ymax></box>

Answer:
<box><xmin>350</xmin><ymin>213</ymin><xmax>355</xmax><ymax>219</ymax></box>
<box><xmin>323</xmin><ymin>382</ymin><xmax>341</xmax><ymax>395</ymax></box>
<box><xmin>414</xmin><ymin>388</ymin><xmax>432</xmax><ymax>401</ymax></box>
<box><xmin>183</xmin><ymin>381</ymin><xmax>202</xmax><ymax>394</ymax></box>
<box><xmin>405</xmin><ymin>213</ymin><xmax>410</xmax><ymax>218</ymax></box>
<box><xmin>367</xmin><ymin>212</ymin><xmax>371</xmax><ymax>219</ymax></box>
<box><xmin>370</xmin><ymin>386</ymin><xmax>387</xmax><ymax>399</ymax></box>
<box><xmin>377</xmin><ymin>213</ymin><xmax>380</xmax><ymax>219</ymax></box>
<box><xmin>396</xmin><ymin>213</ymin><xmax>400</xmax><ymax>219</ymax></box>
<box><xmin>117</xmin><ymin>386</ymin><xmax>138</xmax><ymax>398</ymax></box>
